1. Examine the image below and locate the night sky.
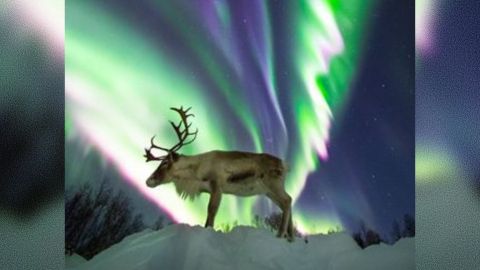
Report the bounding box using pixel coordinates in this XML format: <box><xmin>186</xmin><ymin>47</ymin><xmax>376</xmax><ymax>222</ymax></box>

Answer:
<box><xmin>66</xmin><ymin>0</ymin><xmax>414</xmax><ymax>237</ymax></box>
<box><xmin>300</xmin><ymin>1</ymin><xmax>415</xmax><ymax>234</ymax></box>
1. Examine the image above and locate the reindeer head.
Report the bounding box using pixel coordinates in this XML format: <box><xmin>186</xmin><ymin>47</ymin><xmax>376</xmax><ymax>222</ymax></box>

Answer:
<box><xmin>144</xmin><ymin>106</ymin><xmax>198</xmax><ymax>188</ymax></box>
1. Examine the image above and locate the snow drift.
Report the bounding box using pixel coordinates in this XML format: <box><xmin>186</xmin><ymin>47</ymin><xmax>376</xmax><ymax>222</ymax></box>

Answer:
<box><xmin>66</xmin><ymin>224</ymin><xmax>414</xmax><ymax>270</ymax></box>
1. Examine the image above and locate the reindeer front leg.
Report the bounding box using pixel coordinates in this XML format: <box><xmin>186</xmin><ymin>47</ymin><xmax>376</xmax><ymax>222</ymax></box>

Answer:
<box><xmin>205</xmin><ymin>181</ymin><xmax>222</xmax><ymax>227</ymax></box>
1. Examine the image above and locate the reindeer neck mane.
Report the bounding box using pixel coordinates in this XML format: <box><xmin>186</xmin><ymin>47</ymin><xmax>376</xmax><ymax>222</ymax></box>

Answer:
<box><xmin>171</xmin><ymin>155</ymin><xmax>202</xmax><ymax>200</ymax></box>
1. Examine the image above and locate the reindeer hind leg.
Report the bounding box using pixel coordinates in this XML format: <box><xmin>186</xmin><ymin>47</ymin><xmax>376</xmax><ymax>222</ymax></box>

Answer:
<box><xmin>287</xmin><ymin>210</ymin><xmax>294</xmax><ymax>241</ymax></box>
<box><xmin>266</xmin><ymin>188</ymin><xmax>292</xmax><ymax>240</ymax></box>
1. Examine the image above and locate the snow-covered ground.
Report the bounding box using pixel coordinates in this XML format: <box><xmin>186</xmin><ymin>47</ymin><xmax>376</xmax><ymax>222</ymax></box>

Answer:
<box><xmin>66</xmin><ymin>224</ymin><xmax>414</xmax><ymax>270</ymax></box>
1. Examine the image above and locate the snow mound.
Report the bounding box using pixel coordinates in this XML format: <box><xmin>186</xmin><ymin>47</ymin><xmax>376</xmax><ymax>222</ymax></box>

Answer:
<box><xmin>67</xmin><ymin>224</ymin><xmax>414</xmax><ymax>270</ymax></box>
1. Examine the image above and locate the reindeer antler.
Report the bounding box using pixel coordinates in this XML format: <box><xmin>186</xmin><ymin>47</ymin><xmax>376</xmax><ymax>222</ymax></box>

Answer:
<box><xmin>144</xmin><ymin>106</ymin><xmax>198</xmax><ymax>162</ymax></box>
<box><xmin>169</xmin><ymin>106</ymin><xmax>198</xmax><ymax>153</ymax></box>
<box><xmin>144</xmin><ymin>136</ymin><xmax>168</xmax><ymax>162</ymax></box>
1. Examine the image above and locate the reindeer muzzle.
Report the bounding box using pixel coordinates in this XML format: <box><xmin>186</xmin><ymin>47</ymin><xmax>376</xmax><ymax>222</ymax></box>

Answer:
<box><xmin>146</xmin><ymin>178</ymin><xmax>156</xmax><ymax>188</ymax></box>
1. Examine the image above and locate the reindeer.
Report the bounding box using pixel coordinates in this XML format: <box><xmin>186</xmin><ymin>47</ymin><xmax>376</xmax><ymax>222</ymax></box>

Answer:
<box><xmin>144</xmin><ymin>106</ymin><xmax>294</xmax><ymax>241</ymax></box>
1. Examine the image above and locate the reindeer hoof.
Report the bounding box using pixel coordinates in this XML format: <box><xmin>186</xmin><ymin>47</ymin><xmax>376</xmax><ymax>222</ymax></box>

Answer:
<box><xmin>277</xmin><ymin>231</ymin><xmax>294</xmax><ymax>242</ymax></box>
<box><xmin>277</xmin><ymin>231</ymin><xmax>288</xmax><ymax>239</ymax></box>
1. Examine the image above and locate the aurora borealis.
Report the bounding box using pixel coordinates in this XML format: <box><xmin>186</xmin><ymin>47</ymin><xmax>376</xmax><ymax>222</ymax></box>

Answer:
<box><xmin>66</xmin><ymin>0</ymin><xmax>414</xmax><ymax>235</ymax></box>
<box><xmin>5</xmin><ymin>0</ymin><xmax>480</xmax><ymax>267</ymax></box>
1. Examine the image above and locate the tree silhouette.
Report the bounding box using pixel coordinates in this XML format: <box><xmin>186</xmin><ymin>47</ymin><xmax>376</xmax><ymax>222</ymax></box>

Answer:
<box><xmin>351</xmin><ymin>220</ymin><xmax>383</xmax><ymax>248</ymax></box>
<box><xmin>402</xmin><ymin>214</ymin><xmax>415</xmax><ymax>238</ymax></box>
<box><xmin>391</xmin><ymin>219</ymin><xmax>402</xmax><ymax>242</ymax></box>
<box><xmin>353</xmin><ymin>215</ymin><xmax>415</xmax><ymax>248</ymax></box>
<box><xmin>152</xmin><ymin>216</ymin><xmax>165</xmax><ymax>231</ymax></box>
<box><xmin>65</xmin><ymin>179</ymin><xmax>151</xmax><ymax>259</ymax></box>
<box><xmin>365</xmin><ymin>229</ymin><xmax>382</xmax><ymax>246</ymax></box>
